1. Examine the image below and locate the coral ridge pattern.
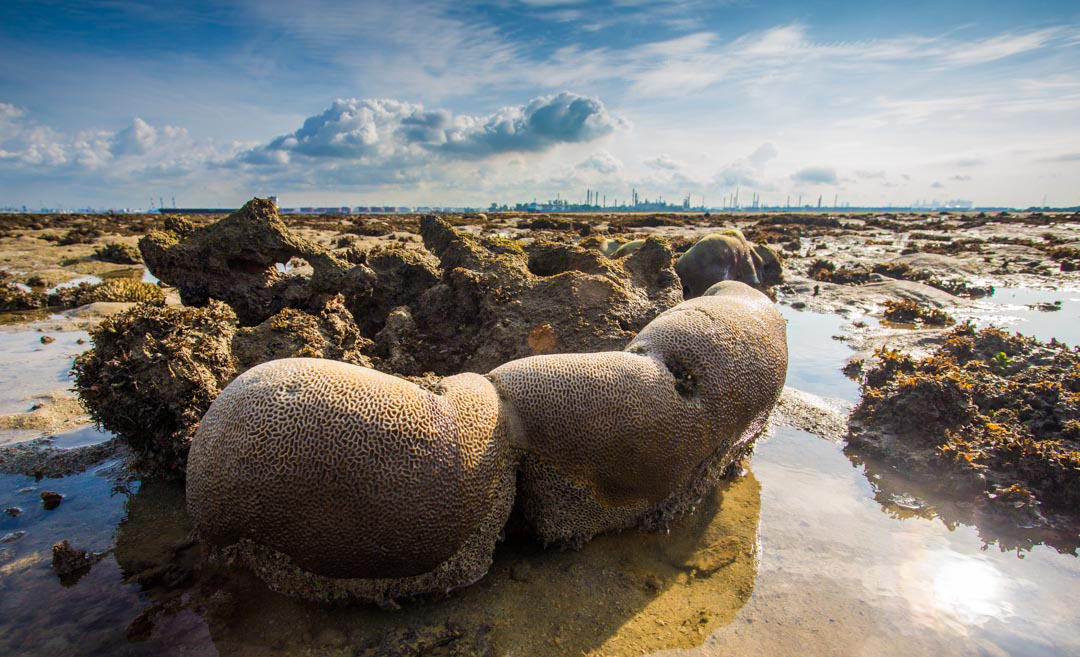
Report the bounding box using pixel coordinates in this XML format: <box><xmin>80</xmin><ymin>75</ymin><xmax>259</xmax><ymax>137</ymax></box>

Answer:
<box><xmin>186</xmin><ymin>281</ymin><xmax>787</xmax><ymax>603</ymax></box>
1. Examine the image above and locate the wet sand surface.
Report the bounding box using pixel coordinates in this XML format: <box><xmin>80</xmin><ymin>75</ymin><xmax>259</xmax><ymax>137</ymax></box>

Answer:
<box><xmin>1</xmin><ymin>210</ymin><xmax>1078</xmax><ymax>656</ymax></box>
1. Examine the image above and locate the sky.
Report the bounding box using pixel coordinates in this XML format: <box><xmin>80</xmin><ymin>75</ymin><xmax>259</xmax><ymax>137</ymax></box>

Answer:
<box><xmin>1</xmin><ymin>0</ymin><xmax>1079</xmax><ymax>210</ymax></box>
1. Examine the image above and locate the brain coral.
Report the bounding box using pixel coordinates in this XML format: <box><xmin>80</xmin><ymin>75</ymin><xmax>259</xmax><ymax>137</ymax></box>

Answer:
<box><xmin>489</xmin><ymin>280</ymin><xmax>787</xmax><ymax>545</ymax></box>
<box><xmin>675</xmin><ymin>230</ymin><xmax>782</xmax><ymax>297</ymax></box>
<box><xmin>186</xmin><ymin>281</ymin><xmax>786</xmax><ymax>603</ymax></box>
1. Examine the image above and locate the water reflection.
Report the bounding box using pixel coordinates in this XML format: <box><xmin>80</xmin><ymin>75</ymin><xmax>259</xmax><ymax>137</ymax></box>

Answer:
<box><xmin>847</xmin><ymin>444</ymin><xmax>1080</xmax><ymax>554</ymax></box>
<box><xmin>960</xmin><ymin>287</ymin><xmax>1080</xmax><ymax>347</ymax></box>
<box><xmin>779</xmin><ymin>304</ymin><xmax>862</xmax><ymax>402</ymax></box>
<box><xmin>1</xmin><ymin>471</ymin><xmax>762</xmax><ymax>657</ymax></box>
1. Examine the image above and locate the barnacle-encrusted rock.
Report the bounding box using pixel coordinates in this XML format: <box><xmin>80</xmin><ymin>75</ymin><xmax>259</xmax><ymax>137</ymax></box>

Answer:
<box><xmin>187</xmin><ymin>281</ymin><xmax>785</xmax><ymax>602</ymax></box>
<box><xmin>489</xmin><ymin>281</ymin><xmax>787</xmax><ymax>546</ymax></box>
<box><xmin>675</xmin><ymin>230</ymin><xmax>782</xmax><ymax>297</ymax></box>
<box><xmin>73</xmin><ymin>297</ymin><xmax>373</xmax><ymax>476</ymax></box>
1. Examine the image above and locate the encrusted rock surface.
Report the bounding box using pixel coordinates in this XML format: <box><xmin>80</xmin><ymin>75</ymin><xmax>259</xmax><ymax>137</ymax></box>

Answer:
<box><xmin>135</xmin><ymin>199</ymin><xmax>683</xmax><ymax>376</ymax></box>
<box><xmin>139</xmin><ymin>198</ymin><xmax>352</xmax><ymax>325</ymax></box>
<box><xmin>381</xmin><ymin>217</ymin><xmax>682</xmax><ymax>374</ymax></box>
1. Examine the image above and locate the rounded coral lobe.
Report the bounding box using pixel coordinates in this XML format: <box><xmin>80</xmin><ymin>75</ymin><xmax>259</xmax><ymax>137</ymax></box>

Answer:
<box><xmin>489</xmin><ymin>280</ymin><xmax>787</xmax><ymax>544</ymax></box>
<box><xmin>186</xmin><ymin>358</ymin><xmax>509</xmax><ymax>580</ymax></box>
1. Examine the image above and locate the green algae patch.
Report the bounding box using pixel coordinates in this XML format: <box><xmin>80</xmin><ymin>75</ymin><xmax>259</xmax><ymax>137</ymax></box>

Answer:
<box><xmin>849</xmin><ymin>322</ymin><xmax>1080</xmax><ymax>532</ymax></box>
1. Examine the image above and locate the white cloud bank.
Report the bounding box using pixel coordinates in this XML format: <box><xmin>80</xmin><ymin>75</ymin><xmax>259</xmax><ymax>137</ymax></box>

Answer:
<box><xmin>239</xmin><ymin>92</ymin><xmax>622</xmax><ymax>166</ymax></box>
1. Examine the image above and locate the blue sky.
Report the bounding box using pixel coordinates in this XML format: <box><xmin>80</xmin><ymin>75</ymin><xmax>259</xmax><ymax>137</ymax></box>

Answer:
<box><xmin>1</xmin><ymin>0</ymin><xmax>1079</xmax><ymax>209</ymax></box>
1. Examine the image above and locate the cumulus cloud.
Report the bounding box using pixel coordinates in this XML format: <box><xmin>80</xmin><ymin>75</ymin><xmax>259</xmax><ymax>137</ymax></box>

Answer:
<box><xmin>792</xmin><ymin>166</ymin><xmax>839</xmax><ymax>185</ymax></box>
<box><xmin>713</xmin><ymin>162</ymin><xmax>761</xmax><ymax>188</ymax></box>
<box><xmin>931</xmin><ymin>181</ymin><xmax>945</xmax><ymax>188</ymax></box>
<box><xmin>0</xmin><ymin>101</ymin><xmax>239</xmax><ymax>208</ymax></box>
<box><xmin>110</xmin><ymin>118</ymin><xmax>159</xmax><ymax>156</ymax></box>
<box><xmin>950</xmin><ymin>174</ymin><xmax>972</xmax><ymax>181</ymax></box>
<box><xmin>576</xmin><ymin>151</ymin><xmax>622</xmax><ymax>175</ymax></box>
<box><xmin>240</xmin><ymin>92</ymin><xmax>622</xmax><ymax>167</ymax></box>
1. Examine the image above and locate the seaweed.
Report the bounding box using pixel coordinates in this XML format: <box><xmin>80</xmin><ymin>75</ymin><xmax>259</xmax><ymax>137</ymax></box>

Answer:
<box><xmin>849</xmin><ymin>323</ymin><xmax>1080</xmax><ymax>538</ymax></box>
<box><xmin>93</xmin><ymin>242</ymin><xmax>142</xmax><ymax>264</ymax></box>
<box><xmin>881</xmin><ymin>300</ymin><xmax>954</xmax><ymax>326</ymax></box>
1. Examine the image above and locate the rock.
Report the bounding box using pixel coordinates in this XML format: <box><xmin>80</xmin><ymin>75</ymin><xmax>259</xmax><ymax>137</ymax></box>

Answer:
<box><xmin>1</xmin><ymin>531</ymin><xmax>26</xmax><ymax>543</ymax></box>
<box><xmin>51</xmin><ymin>540</ymin><xmax>96</xmax><ymax>585</ymax></box>
<box><xmin>3</xmin><ymin>507</ymin><xmax>21</xmax><ymax>517</ymax></box>
<box><xmin>72</xmin><ymin>302</ymin><xmax>238</xmax><ymax>476</ymax></box>
<box><xmin>40</xmin><ymin>335</ymin><xmax>55</xmax><ymax>344</ymax></box>
<box><xmin>377</xmin><ymin>218</ymin><xmax>682</xmax><ymax>374</ymax></box>
<box><xmin>140</xmin><ymin>198</ymin><xmax>352</xmax><ymax>326</ymax></box>
<box><xmin>40</xmin><ymin>490</ymin><xmax>64</xmax><ymax>510</ymax></box>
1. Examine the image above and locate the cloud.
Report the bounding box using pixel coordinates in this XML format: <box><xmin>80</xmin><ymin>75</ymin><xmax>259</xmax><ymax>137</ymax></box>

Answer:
<box><xmin>1036</xmin><ymin>152</ymin><xmax>1080</xmax><ymax>162</ymax></box>
<box><xmin>950</xmin><ymin>175</ymin><xmax>972</xmax><ymax>181</ymax></box>
<box><xmin>856</xmin><ymin>169</ymin><xmax>887</xmax><ymax>179</ymax></box>
<box><xmin>792</xmin><ymin>166</ymin><xmax>839</xmax><ymax>185</ymax></box>
<box><xmin>748</xmin><ymin>142</ymin><xmax>778</xmax><ymax>167</ymax></box>
<box><xmin>931</xmin><ymin>181</ymin><xmax>944</xmax><ymax>188</ymax></box>
<box><xmin>576</xmin><ymin>151</ymin><xmax>622</xmax><ymax>174</ymax></box>
<box><xmin>599</xmin><ymin>23</ymin><xmax>1080</xmax><ymax>96</ymax></box>
<box><xmin>0</xmin><ymin>100</ymin><xmax>238</xmax><ymax>200</ymax></box>
<box><xmin>111</xmin><ymin>118</ymin><xmax>161</xmax><ymax>156</ymax></box>
<box><xmin>644</xmin><ymin>154</ymin><xmax>681</xmax><ymax>170</ymax></box>
<box><xmin>952</xmin><ymin>157</ymin><xmax>986</xmax><ymax>168</ymax></box>
<box><xmin>713</xmin><ymin>162</ymin><xmax>761</xmax><ymax>188</ymax></box>
<box><xmin>240</xmin><ymin>92</ymin><xmax>621</xmax><ymax>166</ymax></box>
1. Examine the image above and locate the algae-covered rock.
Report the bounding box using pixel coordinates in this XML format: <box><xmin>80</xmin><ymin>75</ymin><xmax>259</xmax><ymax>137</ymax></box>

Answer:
<box><xmin>93</xmin><ymin>242</ymin><xmax>142</xmax><ymax>265</ymax></box>
<box><xmin>135</xmin><ymin>201</ymin><xmax>683</xmax><ymax>375</ymax></box>
<box><xmin>0</xmin><ymin>272</ymin><xmax>46</xmax><ymax>311</ymax></box>
<box><xmin>232</xmin><ymin>295</ymin><xmax>374</xmax><ymax>371</ymax></box>
<box><xmin>675</xmin><ymin>230</ymin><xmax>782</xmax><ymax>297</ymax></box>
<box><xmin>73</xmin><ymin>295</ymin><xmax>372</xmax><ymax>476</ymax></box>
<box><xmin>72</xmin><ymin>302</ymin><xmax>238</xmax><ymax>476</ymax></box>
<box><xmin>849</xmin><ymin>322</ymin><xmax>1080</xmax><ymax>534</ymax></box>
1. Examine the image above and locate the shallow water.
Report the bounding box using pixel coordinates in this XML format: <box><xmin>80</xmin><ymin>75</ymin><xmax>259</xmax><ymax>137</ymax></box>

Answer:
<box><xmin>0</xmin><ymin>328</ymin><xmax>89</xmax><ymax>415</ymax></box>
<box><xmin>779</xmin><ymin>304</ymin><xmax>862</xmax><ymax>402</ymax></box>
<box><xmin>1</xmin><ymin>308</ymin><xmax>1078</xmax><ymax>656</ymax></box>
<box><xmin>960</xmin><ymin>287</ymin><xmax>1080</xmax><ymax>347</ymax></box>
<box><xmin>46</xmin><ymin>275</ymin><xmax>103</xmax><ymax>294</ymax></box>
